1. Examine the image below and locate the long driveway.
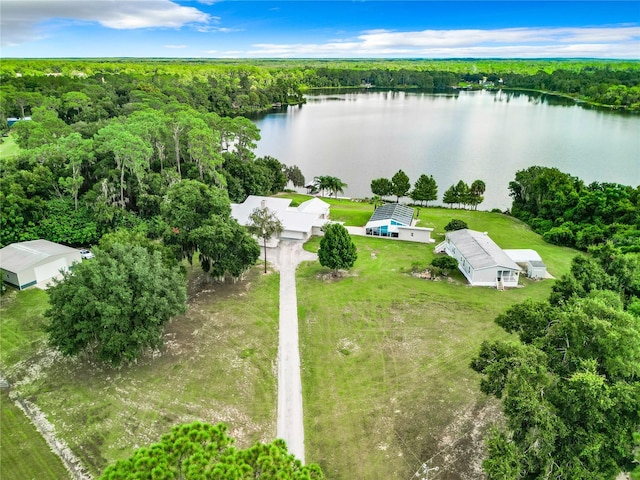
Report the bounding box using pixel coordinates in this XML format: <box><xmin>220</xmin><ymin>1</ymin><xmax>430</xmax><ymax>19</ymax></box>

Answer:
<box><xmin>266</xmin><ymin>240</ymin><xmax>317</xmax><ymax>464</ymax></box>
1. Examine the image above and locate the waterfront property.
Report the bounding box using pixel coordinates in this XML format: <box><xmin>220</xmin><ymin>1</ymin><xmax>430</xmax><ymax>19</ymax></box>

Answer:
<box><xmin>231</xmin><ymin>195</ymin><xmax>330</xmax><ymax>244</ymax></box>
<box><xmin>0</xmin><ymin>240</ymin><xmax>82</xmax><ymax>290</ymax></box>
<box><xmin>435</xmin><ymin>229</ymin><xmax>521</xmax><ymax>289</ymax></box>
<box><xmin>365</xmin><ymin>204</ymin><xmax>415</xmax><ymax>237</ymax></box>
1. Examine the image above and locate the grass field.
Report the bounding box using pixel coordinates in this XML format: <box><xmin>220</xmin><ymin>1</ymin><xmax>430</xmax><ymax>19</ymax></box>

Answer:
<box><xmin>0</xmin><ymin>198</ymin><xmax>579</xmax><ymax>478</ymax></box>
<box><xmin>298</xmin><ymin>231</ymin><xmax>570</xmax><ymax>479</ymax></box>
<box><xmin>1</xmin><ymin>266</ymin><xmax>281</xmax><ymax>476</ymax></box>
<box><xmin>1</xmin><ymin>391</ymin><xmax>69</xmax><ymax>479</ymax></box>
<box><xmin>0</xmin><ymin>134</ymin><xmax>21</xmax><ymax>159</ymax></box>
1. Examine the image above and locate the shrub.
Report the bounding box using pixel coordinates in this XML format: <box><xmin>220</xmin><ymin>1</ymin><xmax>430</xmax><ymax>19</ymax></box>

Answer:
<box><xmin>431</xmin><ymin>256</ymin><xmax>459</xmax><ymax>272</ymax></box>
<box><xmin>444</xmin><ymin>219</ymin><xmax>468</xmax><ymax>231</ymax></box>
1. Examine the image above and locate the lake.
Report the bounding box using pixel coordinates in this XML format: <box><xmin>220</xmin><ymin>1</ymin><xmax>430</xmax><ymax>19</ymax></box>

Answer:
<box><xmin>253</xmin><ymin>90</ymin><xmax>640</xmax><ymax>210</ymax></box>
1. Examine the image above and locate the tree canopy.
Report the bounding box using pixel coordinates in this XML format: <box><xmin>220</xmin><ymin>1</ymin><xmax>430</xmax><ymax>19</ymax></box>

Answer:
<box><xmin>471</xmin><ymin>245</ymin><xmax>640</xmax><ymax>479</ymax></box>
<box><xmin>46</xmin><ymin>243</ymin><xmax>187</xmax><ymax>365</ymax></box>
<box><xmin>509</xmin><ymin>166</ymin><xmax>639</xmax><ymax>252</ymax></box>
<box><xmin>247</xmin><ymin>205</ymin><xmax>284</xmax><ymax>273</ymax></box>
<box><xmin>410</xmin><ymin>174</ymin><xmax>438</xmax><ymax>206</ymax></box>
<box><xmin>99</xmin><ymin>421</ymin><xmax>323</xmax><ymax>480</ymax></box>
<box><xmin>391</xmin><ymin>169</ymin><xmax>411</xmax><ymax>202</ymax></box>
<box><xmin>318</xmin><ymin>223</ymin><xmax>358</xmax><ymax>273</ymax></box>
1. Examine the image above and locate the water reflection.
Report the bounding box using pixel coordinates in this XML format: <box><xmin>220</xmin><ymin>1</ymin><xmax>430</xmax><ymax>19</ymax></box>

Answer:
<box><xmin>253</xmin><ymin>90</ymin><xmax>639</xmax><ymax>210</ymax></box>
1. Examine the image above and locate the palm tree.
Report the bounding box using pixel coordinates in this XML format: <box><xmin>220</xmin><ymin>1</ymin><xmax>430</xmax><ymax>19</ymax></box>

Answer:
<box><xmin>328</xmin><ymin>176</ymin><xmax>347</xmax><ymax>198</ymax></box>
<box><xmin>313</xmin><ymin>175</ymin><xmax>332</xmax><ymax>197</ymax></box>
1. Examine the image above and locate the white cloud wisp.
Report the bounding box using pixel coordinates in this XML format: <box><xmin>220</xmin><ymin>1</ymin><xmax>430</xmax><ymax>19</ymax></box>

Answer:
<box><xmin>1</xmin><ymin>0</ymin><xmax>211</xmax><ymax>47</ymax></box>
<box><xmin>249</xmin><ymin>26</ymin><xmax>640</xmax><ymax>58</ymax></box>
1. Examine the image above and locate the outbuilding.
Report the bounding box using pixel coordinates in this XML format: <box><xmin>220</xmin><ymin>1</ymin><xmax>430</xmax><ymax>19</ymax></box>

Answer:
<box><xmin>365</xmin><ymin>204</ymin><xmax>415</xmax><ymax>237</ymax></box>
<box><xmin>0</xmin><ymin>240</ymin><xmax>82</xmax><ymax>290</ymax></box>
<box><xmin>504</xmin><ymin>249</ymin><xmax>548</xmax><ymax>279</ymax></box>
<box><xmin>435</xmin><ymin>229</ymin><xmax>521</xmax><ymax>288</ymax></box>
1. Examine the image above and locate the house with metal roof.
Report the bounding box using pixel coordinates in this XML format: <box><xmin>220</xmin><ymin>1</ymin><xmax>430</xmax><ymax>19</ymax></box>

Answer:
<box><xmin>0</xmin><ymin>240</ymin><xmax>82</xmax><ymax>290</ymax></box>
<box><xmin>365</xmin><ymin>204</ymin><xmax>415</xmax><ymax>237</ymax></box>
<box><xmin>435</xmin><ymin>229</ymin><xmax>521</xmax><ymax>289</ymax></box>
<box><xmin>231</xmin><ymin>195</ymin><xmax>330</xmax><ymax>244</ymax></box>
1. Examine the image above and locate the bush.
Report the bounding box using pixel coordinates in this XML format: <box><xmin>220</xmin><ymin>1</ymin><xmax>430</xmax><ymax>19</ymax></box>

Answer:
<box><xmin>444</xmin><ymin>219</ymin><xmax>468</xmax><ymax>231</ymax></box>
<box><xmin>431</xmin><ymin>256</ymin><xmax>459</xmax><ymax>272</ymax></box>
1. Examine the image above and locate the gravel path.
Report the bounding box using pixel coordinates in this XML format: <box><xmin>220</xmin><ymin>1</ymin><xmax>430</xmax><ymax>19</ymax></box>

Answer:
<box><xmin>265</xmin><ymin>240</ymin><xmax>317</xmax><ymax>464</ymax></box>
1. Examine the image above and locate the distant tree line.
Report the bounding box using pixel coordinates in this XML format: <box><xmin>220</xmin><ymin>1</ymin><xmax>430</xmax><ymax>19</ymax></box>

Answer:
<box><xmin>370</xmin><ymin>170</ymin><xmax>486</xmax><ymax>209</ymax></box>
<box><xmin>509</xmin><ymin>166</ymin><xmax>640</xmax><ymax>252</ymax></box>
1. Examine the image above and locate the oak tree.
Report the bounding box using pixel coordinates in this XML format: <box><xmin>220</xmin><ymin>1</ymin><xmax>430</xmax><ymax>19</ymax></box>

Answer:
<box><xmin>46</xmin><ymin>243</ymin><xmax>187</xmax><ymax>365</ymax></box>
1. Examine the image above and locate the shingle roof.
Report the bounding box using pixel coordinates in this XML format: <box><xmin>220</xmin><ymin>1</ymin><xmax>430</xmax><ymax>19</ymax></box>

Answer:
<box><xmin>446</xmin><ymin>229</ymin><xmax>520</xmax><ymax>271</ymax></box>
<box><xmin>368</xmin><ymin>204</ymin><xmax>414</xmax><ymax>226</ymax></box>
<box><xmin>0</xmin><ymin>240</ymin><xmax>79</xmax><ymax>273</ymax></box>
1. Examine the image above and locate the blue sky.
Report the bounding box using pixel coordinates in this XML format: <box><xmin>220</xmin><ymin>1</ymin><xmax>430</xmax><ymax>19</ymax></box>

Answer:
<box><xmin>2</xmin><ymin>1</ymin><xmax>639</xmax><ymax>58</ymax></box>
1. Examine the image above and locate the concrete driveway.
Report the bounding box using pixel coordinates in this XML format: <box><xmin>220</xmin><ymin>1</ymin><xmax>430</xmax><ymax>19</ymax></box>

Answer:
<box><xmin>263</xmin><ymin>240</ymin><xmax>317</xmax><ymax>463</ymax></box>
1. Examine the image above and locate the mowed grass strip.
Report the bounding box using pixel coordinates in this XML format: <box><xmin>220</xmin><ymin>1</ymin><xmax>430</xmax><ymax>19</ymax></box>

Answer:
<box><xmin>297</xmin><ymin>212</ymin><xmax>577</xmax><ymax>479</ymax></box>
<box><xmin>1</xmin><ymin>266</ymin><xmax>281</xmax><ymax>476</ymax></box>
<box><xmin>0</xmin><ymin>288</ymin><xmax>51</xmax><ymax>367</ymax></box>
<box><xmin>1</xmin><ymin>391</ymin><xmax>70</xmax><ymax>480</ymax></box>
<box><xmin>0</xmin><ymin>134</ymin><xmax>21</xmax><ymax>159</ymax></box>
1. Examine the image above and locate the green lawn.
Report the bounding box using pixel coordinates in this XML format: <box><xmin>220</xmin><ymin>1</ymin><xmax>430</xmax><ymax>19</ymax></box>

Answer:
<box><xmin>0</xmin><ymin>134</ymin><xmax>21</xmax><ymax>159</ymax></box>
<box><xmin>0</xmin><ymin>199</ymin><xmax>579</xmax><ymax>478</ymax></box>
<box><xmin>294</xmin><ymin>205</ymin><xmax>578</xmax><ymax>478</ymax></box>
<box><xmin>0</xmin><ymin>289</ymin><xmax>51</xmax><ymax>366</ymax></box>
<box><xmin>1</xmin><ymin>391</ymin><xmax>70</xmax><ymax>480</ymax></box>
<box><xmin>276</xmin><ymin>192</ymin><xmax>376</xmax><ymax>226</ymax></box>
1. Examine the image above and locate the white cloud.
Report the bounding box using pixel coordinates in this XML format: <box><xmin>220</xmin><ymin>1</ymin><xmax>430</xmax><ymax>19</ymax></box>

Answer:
<box><xmin>248</xmin><ymin>26</ymin><xmax>640</xmax><ymax>58</ymax></box>
<box><xmin>164</xmin><ymin>44</ymin><xmax>187</xmax><ymax>49</ymax></box>
<box><xmin>1</xmin><ymin>0</ymin><xmax>211</xmax><ymax>46</ymax></box>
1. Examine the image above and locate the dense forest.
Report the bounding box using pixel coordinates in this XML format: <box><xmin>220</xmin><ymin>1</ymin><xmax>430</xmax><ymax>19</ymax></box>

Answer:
<box><xmin>0</xmin><ymin>59</ymin><xmax>638</xmax><ymax>258</ymax></box>
<box><xmin>509</xmin><ymin>166</ymin><xmax>640</xmax><ymax>253</ymax></box>
<box><xmin>2</xmin><ymin>58</ymin><xmax>640</xmax><ymax>114</ymax></box>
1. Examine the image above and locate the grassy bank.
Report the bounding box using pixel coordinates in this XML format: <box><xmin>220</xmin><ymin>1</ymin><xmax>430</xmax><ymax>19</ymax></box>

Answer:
<box><xmin>1</xmin><ymin>391</ymin><xmax>70</xmax><ymax>479</ymax></box>
<box><xmin>293</xmin><ymin>201</ymin><xmax>577</xmax><ymax>478</ymax></box>
<box><xmin>0</xmin><ymin>134</ymin><xmax>21</xmax><ymax>159</ymax></box>
<box><xmin>298</xmin><ymin>231</ymin><xmax>571</xmax><ymax>478</ymax></box>
<box><xmin>1</xmin><ymin>266</ymin><xmax>280</xmax><ymax>476</ymax></box>
<box><xmin>0</xmin><ymin>197</ymin><xmax>578</xmax><ymax>478</ymax></box>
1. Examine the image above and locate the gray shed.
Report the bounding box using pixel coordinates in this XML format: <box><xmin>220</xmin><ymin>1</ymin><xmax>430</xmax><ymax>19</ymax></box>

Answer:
<box><xmin>527</xmin><ymin>260</ymin><xmax>547</xmax><ymax>279</ymax></box>
<box><xmin>0</xmin><ymin>240</ymin><xmax>81</xmax><ymax>290</ymax></box>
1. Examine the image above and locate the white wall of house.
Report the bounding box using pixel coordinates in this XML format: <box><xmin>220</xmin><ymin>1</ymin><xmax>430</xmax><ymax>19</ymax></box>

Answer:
<box><xmin>444</xmin><ymin>239</ymin><xmax>520</xmax><ymax>287</ymax></box>
<box><xmin>397</xmin><ymin>226</ymin><xmax>434</xmax><ymax>243</ymax></box>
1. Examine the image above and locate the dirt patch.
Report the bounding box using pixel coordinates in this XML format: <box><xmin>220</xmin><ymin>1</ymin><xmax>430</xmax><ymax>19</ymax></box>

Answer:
<box><xmin>430</xmin><ymin>401</ymin><xmax>503</xmax><ymax>479</ymax></box>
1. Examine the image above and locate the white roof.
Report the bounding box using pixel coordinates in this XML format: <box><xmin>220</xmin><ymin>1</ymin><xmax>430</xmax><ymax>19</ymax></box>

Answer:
<box><xmin>0</xmin><ymin>240</ymin><xmax>80</xmax><ymax>273</ymax></box>
<box><xmin>447</xmin><ymin>229</ymin><xmax>520</xmax><ymax>271</ymax></box>
<box><xmin>297</xmin><ymin>197</ymin><xmax>330</xmax><ymax>214</ymax></box>
<box><xmin>503</xmin><ymin>249</ymin><xmax>542</xmax><ymax>263</ymax></box>
<box><xmin>231</xmin><ymin>195</ymin><xmax>328</xmax><ymax>234</ymax></box>
<box><xmin>231</xmin><ymin>196</ymin><xmax>292</xmax><ymax>225</ymax></box>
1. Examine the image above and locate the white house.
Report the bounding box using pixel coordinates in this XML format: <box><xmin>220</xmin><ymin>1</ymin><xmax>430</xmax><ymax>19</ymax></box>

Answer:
<box><xmin>365</xmin><ymin>204</ymin><xmax>415</xmax><ymax>237</ymax></box>
<box><xmin>435</xmin><ymin>229</ymin><xmax>521</xmax><ymax>288</ymax></box>
<box><xmin>504</xmin><ymin>249</ymin><xmax>548</xmax><ymax>279</ymax></box>
<box><xmin>231</xmin><ymin>195</ymin><xmax>330</xmax><ymax>244</ymax></box>
<box><xmin>0</xmin><ymin>240</ymin><xmax>82</xmax><ymax>290</ymax></box>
